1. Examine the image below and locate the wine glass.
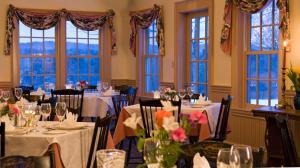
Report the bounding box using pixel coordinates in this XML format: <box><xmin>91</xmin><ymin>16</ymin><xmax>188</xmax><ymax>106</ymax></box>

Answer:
<box><xmin>2</xmin><ymin>91</ymin><xmax>11</xmax><ymax>103</ymax></box>
<box><xmin>217</xmin><ymin>148</ymin><xmax>240</xmax><ymax>168</ymax></box>
<box><xmin>159</xmin><ymin>86</ymin><xmax>165</xmax><ymax>99</ymax></box>
<box><xmin>55</xmin><ymin>102</ymin><xmax>67</xmax><ymax>123</ymax></box>
<box><xmin>32</xmin><ymin>106</ymin><xmax>41</xmax><ymax>131</ymax></box>
<box><xmin>178</xmin><ymin>89</ymin><xmax>186</xmax><ymax>100</ymax></box>
<box><xmin>231</xmin><ymin>145</ymin><xmax>253</xmax><ymax>168</ymax></box>
<box><xmin>22</xmin><ymin>103</ymin><xmax>36</xmax><ymax>126</ymax></box>
<box><xmin>41</xmin><ymin>103</ymin><xmax>51</xmax><ymax>121</ymax></box>
<box><xmin>186</xmin><ymin>86</ymin><xmax>194</xmax><ymax>102</ymax></box>
<box><xmin>102</xmin><ymin>82</ymin><xmax>109</xmax><ymax>92</ymax></box>
<box><xmin>14</xmin><ymin>88</ymin><xmax>23</xmax><ymax>101</ymax></box>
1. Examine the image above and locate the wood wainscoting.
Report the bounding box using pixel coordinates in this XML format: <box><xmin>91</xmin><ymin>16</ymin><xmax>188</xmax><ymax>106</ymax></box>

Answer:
<box><xmin>111</xmin><ymin>79</ymin><xmax>136</xmax><ymax>87</ymax></box>
<box><xmin>0</xmin><ymin>82</ymin><xmax>13</xmax><ymax>90</ymax></box>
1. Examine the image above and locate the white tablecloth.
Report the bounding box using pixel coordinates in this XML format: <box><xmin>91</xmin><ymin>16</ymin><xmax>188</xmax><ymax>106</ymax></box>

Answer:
<box><xmin>5</xmin><ymin>122</ymin><xmax>94</xmax><ymax>168</ymax></box>
<box><xmin>82</xmin><ymin>93</ymin><xmax>114</xmax><ymax>118</ymax></box>
<box><xmin>124</xmin><ymin>102</ymin><xmax>221</xmax><ymax>137</ymax></box>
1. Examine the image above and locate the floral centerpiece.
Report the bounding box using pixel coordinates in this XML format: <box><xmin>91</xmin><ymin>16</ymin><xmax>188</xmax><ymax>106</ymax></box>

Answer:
<box><xmin>163</xmin><ymin>88</ymin><xmax>177</xmax><ymax>101</ymax></box>
<box><xmin>123</xmin><ymin>102</ymin><xmax>207</xmax><ymax>168</ymax></box>
<box><xmin>287</xmin><ymin>67</ymin><xmax>300</xmax><ymax>109</ymax></box>
<box><xmin>76</xmin><ymin>80</ymin><xmax>88</xmax><ymax>89</ymax></box>
<box><xmin>0</xmin><ymin>103</ymin><xmax>21</xmax><ymax>126</ymax></box>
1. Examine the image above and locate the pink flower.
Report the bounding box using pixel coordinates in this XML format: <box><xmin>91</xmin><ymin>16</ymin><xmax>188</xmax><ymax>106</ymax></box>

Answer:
<box><xmin>189</xmin><ymin>111</ymin><xmax>208</xmax><ymax>124</ymax></box>
<box><xmin>11</xmin><ymin>106</ymin><xmax>20</xmax><ymax>115</ymax></box>
<box><xmin>171</xmin><ymin>127</ymin><xmax>187</xmax><ymax>142</ymax></box>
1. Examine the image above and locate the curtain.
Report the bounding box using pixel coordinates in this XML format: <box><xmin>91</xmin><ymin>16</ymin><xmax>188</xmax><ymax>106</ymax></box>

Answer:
<box><xmin>4</xmin><ymin>5</ymin><xmax>116</xmax><ymax>55</ymax></box>
<box><xmin>220</xmin><ymin>0</ymin><xmax>290</xmax><ymax>55</ymax></box>
<box><xmin>129</xmin><ymin>4</ymin><xmax>165</xmax><ymax>57</ymax></box>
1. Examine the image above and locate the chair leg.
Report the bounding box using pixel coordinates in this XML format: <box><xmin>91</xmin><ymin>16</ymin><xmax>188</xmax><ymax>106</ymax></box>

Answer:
<box><xmin>126</xmin><ymin>138</ymin><xmax>133</xmax><ymax>166</ymax></box>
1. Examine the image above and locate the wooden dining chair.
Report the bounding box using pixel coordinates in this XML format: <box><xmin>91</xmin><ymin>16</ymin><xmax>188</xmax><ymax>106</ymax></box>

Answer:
<box><xmin>275</xmin><ymin>114</ymin><xmax>299</xmax><ymax>166</ymax></box>
<box><xmin>51</xmin><ymin>89</ymin><xmax>84</xmax><ymax>122</ymax></box>
<box><xmin>0</xmin><ymin>150</ymin><xmax>55</xmax><ymax>168</ymax></box>
<box><xmin>114</xmin><ymin>85</ymin><xmax>130</xmax><ymax>95</ymax></box>
<box><xmin>0</xmin><ymin>122</ymin><xmax>5</xmax><ymax>157</ymax></box>
<box><xmin>127</xmin><ymin>87</ymin><xmax>138</xmax><ymax>105</ymax></box>
<box><xmin>111</xmin><ymin>95</ymin><xmax>128</xmax><ymax>130</ymax></box>
<box><xmin>87</xmin><ymin>116</ymin><xmax>112</xmax><ymax>168</ymax></box>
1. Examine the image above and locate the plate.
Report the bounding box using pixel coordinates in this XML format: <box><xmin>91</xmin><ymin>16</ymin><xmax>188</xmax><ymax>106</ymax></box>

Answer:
<box><xmin>190</xmin><ymin>101</ymin><xmax>212</xmax><ymax>108</ymax></box>
<box><xmin>54</xmin><ymin>123</ymin><xmax>87</xmax><ymax>130</ymax></box>
<box><xmin>6</xmin><ymin>128</ymin><xmax>29</xmax><ymax>135</ymax></box>
<box><xmin>43</xmin><ymin>130</ymin><xmax>66</xmax><ymax>135</ymax></box>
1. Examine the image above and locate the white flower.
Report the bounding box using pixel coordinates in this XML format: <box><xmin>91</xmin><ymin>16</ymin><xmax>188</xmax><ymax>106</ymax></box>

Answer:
<box><xmin>123</xmin><ymin>113</ymin><xmax>141</xmax><ymax>130</ymax></box>
<box><xmin>162</xmin><ymin>116</ymin><xmax>179</xmax><ymax>132</ymax></box>
<box><xmin>161</xmin><ymin>100</ymin><xmax>177</xmax><ymax>112</ymax></box>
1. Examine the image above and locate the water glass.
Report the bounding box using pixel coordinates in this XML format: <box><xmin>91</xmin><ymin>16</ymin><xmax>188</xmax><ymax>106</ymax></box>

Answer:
<box><xmin>41</xmin><ymin>103</ymin><xmax>51</xmax><ymax>121</ymax></box>
<box><xmin>178</xmin><ymin>89</ymin><xmax>186</xmax><ymax>99</ymax></box>
<box><xmin>231</xmin><ymin>145</ymin><xmax>253</xmax><ymax>168</ymax></box>
<box><xmin>55</xmin><ymin>102</ymin><xmax>67</xmax><ymax>123</ymax></box>
<box><xmin>102</xmin><ymin>82</ymin><xmax>109</xmax><ymax>92</ymax></box>
<box><xmin>2</xmin><ymin>91</ymin><xmax>11</xmax><ymax>103</ymax></box>
<box><xmin>217</xmin><ymin>148</ymin><xmax>240</xmax><ymax>168</ymax></box>
<box><xmin>22</xmin><ymin>103</ymin><xmax>36</xmax><ymax>126</ymax></box>
<box><xmin>15</xmin><ymin>88</ymin><xmax>23</xmax><ymax>101</ymax></box>
<box><xmin>96</xmin><ymin>149</ymin><xmax>125</xmax><ymax>168</ymax></box>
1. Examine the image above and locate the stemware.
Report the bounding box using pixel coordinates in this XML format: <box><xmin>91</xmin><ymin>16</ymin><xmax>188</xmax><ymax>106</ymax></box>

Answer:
<box><xmin>41</xmin><ymin>103</ymin><xmax>51</xmax><ymax>121</ymax></box>
<box><xmin>55</xmin><ymin>102</ymin><xmax>67</xmax><ymax>123</ymax></box>
<box><xmin>231</xmin><ymin>145</ymin><xmax>253</xmax><ymax>168</ymax></box>
<box><xmin>22</xmin><ymin>103</ymin><xmax>36</xmax><ymax>126</ymax></box>
<box><xmin>217</xmin><ymin>148</ymin><xmax>240</xmax><ymax>168</ymax></box>
<box><xmin>178</xmin><ymin>89</ymin><xmax>186</xmax><ymax>100</ymax></box>
<box><xmin>2</xmin><ymin>91</ymin><xmax>11</xmax><ymax>103</ymax></box>
<box><xmin>96</xmin><ymin>149</ymin><xmax>126</xmax><ymax>168</ymax></box>
<box><xmin>102</xmin><ymin>82</ymin><xmax>109</xmax><ymax>92</ymax></box>
<box><xmin>14</xmin><ymin>88</ymin><xmax>23</xmax><ymax>101</ymax></box>
<box><xmin>186</xmin><ymin>86</ymin><xmax>194</xmax><ymax>102</ymax></box>
<box><xmin>159</xmin><ymin>86</ymin><xmax>165</xmax><ymax>99</ymax></box>
<box><xmin>32</xmin><ymin>106</ymin><xmax>41</xmax><ymax>131</ymax></box>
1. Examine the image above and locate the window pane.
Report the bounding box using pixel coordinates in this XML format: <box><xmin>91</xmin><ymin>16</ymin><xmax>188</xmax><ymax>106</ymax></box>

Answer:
<box><xmin>258</xmin><ymin>81</ymin><xmax>268</xmax><ymax>105</ymax></box>
<box><xmin>19</xmin><ymin>22</ymin><xmax>30</xmax><ymax>37</ymax></box>
<box><xmin>79</xmin><ymin>76</ymin><xmax>88</xmax><ymax>82</ymax></box>
<box><xmin>190</xmin><ymin>62</ymin><xmax>198</xmax><ymax>83</ymax></box>
<box><xmin>20</xmin><ymin>76</ymin><xmax>32</xmax><ymax>86</ymax></box>
<box><xmin>199</xmin><ymin>40</ymin><xmax>205</xmax><ymax>60</ymax></box>
<box><xmin>191</xmin><ymin>18</ymin><xmax>197</xmax><ymax>39</ymax></box>
<box><xmin>78</xmin><ymin>39</ymin><xmax>88</xmax><ymax>56</ymax></box>
<box><xmin>191</xmin><ymin>40</ymin><xmax>198</xmax><ymax>61</ymax></box>
<box><xmin>262</xmin><ymin>26</ymin><xmax>272</xmax><ymax>50</ymax></box>
<box><xmin>198</xmin><ymin>62</ymin><xmax>207</xmax><ymax>83</ymax></box>
<box><xmin>153</xmin><ymin>39</ymin><xmax>159</xmax><ymax>55</ymax></box>
<box><xmin>198</xmin><ymin>84</ymin><xmax>207</xmax><ymax>95</ymax></box>
<box><xmin>45</xmin><ymin>75</ymin><xmax>56</xmax><ymax>86</ymax></box>
<box><xmin>90</xmin><ymin>58</ymin><xmax>100</xmax><ymax>74</ymax></box>
<box><xmin>19</xmin><ymin>38</ymin><xmax>30</xmax><ymax>55</ymax></box>
<box><xmin>66</xmin><ymin>39</ymin><xmax>76</xmax><ymax>56</ymax></box>
<box><xmin>79</xmin><ymin>58</ymin><xmax>88</xmax><ymax>74</ymax></box>
<box><xmin>148</xmin><ymin>38</ymin><xmax>154</xmax><ymax>55</ymax></box>
<box><xmin>45</xmin><ymin>27</ymin><xmax>55</xmax><ymax>37</ymax></box>
<box><xmin>67</xmin><ymin>75</ymin><xmax>77</xmax><ymax>85</ymax></box>
<box><xmin>247</xmin><ymin>55</ymin><xmax>256</xmax><ymax>78</ymax></box>
<box><xmin>45</xmin><ymin>58</ymin><xmax>56</xmax><ymax>74</ymax></box>
<box><xmin>152</xmin><ymin>57</ymin><xmax>160</xmax><ymax>75</ymax></box>
<box><xmin>32</xmin><ymin>29</ymin><xmax>43</xmax><ymax>37</ymax></box>
<box><xmin>274</xmin><ymin>25</ymin><xmax>279</xmax><ymax>50</ymax></box>
<box><xmin>20</xmin><ymin>58</ymin><xmax>31</xmax><ymax>75</ymax></box>
<box><xmin>89</xmin><ymin>39</ymin><xmax>99</xmax><ymax>56</ymax></box>
<box><xmin>258</xmin><ymin>55</ymin><xmax>268</xmax><ymax>79</ymax></box>
<box><xmin>32</xmin><ymin>58</ymin><xmax>44</xmax><ymax>74</ymax></box>
<box><xmin>89</xmin><ymin>30</ymin><xmax>99</xmax><ymax>39</ymax></box>
<box><xmin>32</xmin><ymin>38</ymin><xmax>43</xmax><ymax>55</ymax></box>
<box><xmin>251</xmin><ymin>13</ymin><xmax>260</xmax><ymax>27</ymax></box>
<box><xmin>66</xmin><ymin>21</ymin><xmax>76</xmax><ymax>38</ymax></box>
<box><xmin>274</xmin><ymin>4</ymin><xmax>279</xmax><ymax>24</ymax></box>
<box><xmin>250</xmin><ymin>27</ymin><xmax>260</xmax><ymax>51</ymax></box>
<box><xmin>67</xmin><ymin>58</ymin><xmax>78</xmax><ymax>74</ymax></box>
<box><xmin>262</xmin><ymin>3</ymin><xmax>272</xmax><ymax>25</ymax></box>
<box><xmin>33</xmin><ymin>76</ymin><xmax>44</xmax><ymax>90</ymax></box>
<box><xmin>270</xmin><ymin>81</ymin><xmax>278</xmax><ymax>106</ymax></box>
<box><xmin>199</xmin><ymin>17</ymin><xmax>206</xmax><ymax>38</ymax></box>
<box><xmin>90</xmin><ymin>75</ymin><xmax>100</xmax><ymax>85</ymax></box>
<box><xmin>247</xmin><ymin>80</ymin><xmax>256</xmax><ymax>104</ymax></box>
<box><xmin>44</xmin><ymin>38</ymin><xmax>55</xmax><ymax>55</ymax></box>
<box><xmin>78</xmin><ymin>28</ymin><xmax>88</xmax><ymax>38</ymax></box>
<box><xmin>270</xmin><ymin>54</ymin><xmax>278</xmax><ymax>80</ymax></box>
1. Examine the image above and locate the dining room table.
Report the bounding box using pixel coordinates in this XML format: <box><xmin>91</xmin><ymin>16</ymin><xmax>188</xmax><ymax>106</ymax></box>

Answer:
<box><xmin>113</xmin><ymin>101</ymin><xmax>222</xmax><ymax>145</ymax></box>
<box><xmin>5</xmin><ymin>121</ymin><xmax>115</xmax><ymax>168</ymax></box>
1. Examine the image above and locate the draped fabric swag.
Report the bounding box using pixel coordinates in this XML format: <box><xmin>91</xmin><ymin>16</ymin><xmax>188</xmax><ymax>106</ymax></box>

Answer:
<box><xmin>129</xmin><ymin>4</ymin><xmax>165</xmax><ymax>57</ymax></box>
<box><xmin>4</xmin><ymin>5</ymin><xmax>117</xmax><ymax>55</ymax></box>
<box><xmin>220</xmin><ymin>0</ymin><xmax>290</xmax><ymax>55</ymax></box>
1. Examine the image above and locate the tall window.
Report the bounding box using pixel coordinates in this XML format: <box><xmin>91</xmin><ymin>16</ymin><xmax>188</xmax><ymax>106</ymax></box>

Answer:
<box><xmin>143</xmin><ymin>20</ymin><xmax>160</xmax><ymax>94</ymax></box>
<box><xmin>246</xmin><ymin>0</ymin><xmax>279</xmax><ymax>106</ymax></box>
<box><xmin>19</xmin><ymin>22</ymin><xmax>56</xmax><ymax>89</ymax></box>
<box><xmin>66</xmin><ymin>21</ymin><xmax>101</xmax><ymax>86</ymax></box>
<box><xmin>188</xmin><ymin>15</ymin><xmax>209</xmax><ymax>96</ymax></box>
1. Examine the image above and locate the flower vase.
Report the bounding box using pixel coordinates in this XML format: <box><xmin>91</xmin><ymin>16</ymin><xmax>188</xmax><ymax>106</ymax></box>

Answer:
<box><xmin>294</xmin><ymin>92</ymin><xmax>300</xmax><ymax>110</ymax></box>
<box><xmin>14</xmin><ymin>114</ymin><xmax>22</xmax><ymax>127</ymax></box>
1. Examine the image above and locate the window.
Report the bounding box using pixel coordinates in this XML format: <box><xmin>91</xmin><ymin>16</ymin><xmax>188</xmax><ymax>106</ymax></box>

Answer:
<box><xmin>19</xmin><ymin>22</ymin><xmax>56</xmax><ymax>89</ymax></box>
<box><xmin>66</xmin><ymin>21</ymin><xmax>101</xmax><ymax>86</ymax></box>
<box><xmin>143</xmin><ymin>20</ymin><xmax>160</xmax><ymax>94</ymax></box>
<box><xmin>246</xmin><ymin>0</ymin><xmax>279</xmax><ymax>106</ymax></box>
<box><xmin>188</xmin><ymin>15</ymin><xmax>209</xmax><ymax>96</ymax></box>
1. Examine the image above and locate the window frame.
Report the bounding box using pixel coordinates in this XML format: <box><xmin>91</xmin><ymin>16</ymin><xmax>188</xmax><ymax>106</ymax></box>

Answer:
<box><xmin>244</xmin><ymin>1</ymin><xmax>280</xmax><ymax>108</ymax></box>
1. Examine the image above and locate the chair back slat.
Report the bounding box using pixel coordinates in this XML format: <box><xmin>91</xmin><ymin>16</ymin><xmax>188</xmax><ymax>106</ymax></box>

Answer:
<box><xmin>51</xmin><ymin>89</ymin><xmax>84</xmax><ymax>121</ymax></box>
<box><xmin>139</xmin><ymin>99</ymin><xmax>181</xmax><ymax>138</ymax></box>
<box><xmin>112</xmin><ymin>95</ymin><xmax>128</xmax><ymax>122</ymax></box>
<box><xmin>275</xmin><ymin>114</ymin><xmax>299</xmax><ymax>166</ymax></box>
<box><xmin>1</xmin><ymin>122</ymin><xmax>5</xmax><ymax>157</ymax></box>
<box><xmin>127</xmin><ymin>87</ymin><xmax>138</xmax><ymax>105</ymax></box>
<box><xmin>214</xmin><ymin>95</ymin><xmax>232</xmax><ymax>141</ymax></box>
<box><xmin>87</xmin><ymin>116</ymin><xmax>112</xmax><ymax>168</ymax></box>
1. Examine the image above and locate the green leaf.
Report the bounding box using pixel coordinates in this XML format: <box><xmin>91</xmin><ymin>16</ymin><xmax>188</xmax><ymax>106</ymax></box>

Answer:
<box><xmin>137</xmin><ymin>137</ymin><xmax>145</xmax><ymax>152</ymax></box>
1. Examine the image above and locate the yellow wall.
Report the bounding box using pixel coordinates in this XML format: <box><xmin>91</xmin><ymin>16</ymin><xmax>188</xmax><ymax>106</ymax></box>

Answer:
<box><xmin>0</xmin><ymin>0</ymin><xmax>134</xmax><ymax>82</ymax></box>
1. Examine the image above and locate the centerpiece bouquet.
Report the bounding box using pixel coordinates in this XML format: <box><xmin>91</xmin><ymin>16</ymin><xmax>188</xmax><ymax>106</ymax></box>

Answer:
<box><xmin>123</xmin><ymin>101</ymin><xmax>207</xmax><ymax>168</ymax></box>
<box><xmin>76</xmin><ymin>80</ymin><xmax>88</xmax><ymax>90</ymax></box>
<box><xmin>0</xmin><ymin>102</ymin><xmax>22</xmax><ymax>126</ymax></box>
<box><xmin>163</xmin><ymin>88</ymin><xmax>177</xmax><ymax>101</ymax></box>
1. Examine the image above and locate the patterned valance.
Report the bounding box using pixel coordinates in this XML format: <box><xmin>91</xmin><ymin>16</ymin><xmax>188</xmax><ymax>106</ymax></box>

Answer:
<box><xmin>129</xmin><ymin>4</ymin><xmax>165</xmax><ymax>57</ymax></box>
<box><xmin>220</xmin><ymin>0</ymin><xmax>290</xmax><ymax>55</ymax></box>
<box><xmin>4</xmin><ymin>5</ymin><xmax>116</xmax><ymax>55</ymax></box>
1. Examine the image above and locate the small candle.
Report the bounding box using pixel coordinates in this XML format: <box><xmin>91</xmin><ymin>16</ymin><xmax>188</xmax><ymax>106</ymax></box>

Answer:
<box><xmin>283</xmin><ymin>40</ymin><xmax>288</xmax><ymax>47</ymax></box>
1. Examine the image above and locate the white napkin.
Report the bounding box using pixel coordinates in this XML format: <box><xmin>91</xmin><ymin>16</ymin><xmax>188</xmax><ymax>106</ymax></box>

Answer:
<box><xmin>61</xmin><ymin>111</ymin><xmax>77</xmax><ymax>127</ymax></box>
<box><xmin>197</xmin><ymin>95</ymin><xmax>206</xmax><ymax>103</ymax></box>
<box><xmin>103</xmin><ymin>86</ymin><xmax>113</xmax><ymax>96</ymax></box>
<box><xmin>193</xmin><ymin>153</ymin><xmax>210</xmax><ymax>168</ymax></box>
<box><xmin>0</xmin><ymin>115</ymin><xmax>15</xmax><ymax>131</ymax></box>
<box><xmin>31</xmin><ymin>87</ymin><xmax>45</xmax><ymax>96</ymax></box>
<box><xmin>161</xmin><ymin>100</ymin><xmax>177</xmax><ymax>112</ymax></box>
<box><xmin>153</xmin><ymin>91</ymin><xmax>160</xmax><ymax>99</ymax></box>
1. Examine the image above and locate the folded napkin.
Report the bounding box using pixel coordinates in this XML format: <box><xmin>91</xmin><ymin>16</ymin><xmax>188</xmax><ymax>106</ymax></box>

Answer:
<box><xmin>153</xmin><ymin>91</ymin><xmax>160</xmax><ymax>99</ymax></box>
<box><xmin>61</xmin><ymin>111</ymin><xmax>78</xmax><ymax>127</ymax></box>
<box><xmin>197</xmin><ymin>95</ymin><xmax>206</xmax><ymax>103</ymax></box>
<box><xmin>0</xmin><ymin>115</ymin><xmax>15</xmax><ymax>131</ymax></box>
<box><xmin>161</xmin><ymin>100</ymin><xmax>178</xmax><ymax>112</ymax></box>
<box><xmin>31</xmin><ymin>87</ymin><xmax>45</xmax><ymax>96</ymax></box>
<box><xmin>193</xmin><ymin>153</ymin><xmax>210</xmax><ymax>168</ymax></box>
